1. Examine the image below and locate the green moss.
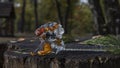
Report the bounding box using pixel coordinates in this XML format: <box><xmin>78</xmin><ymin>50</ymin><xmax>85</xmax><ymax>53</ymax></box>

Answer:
<box><xmin>83</xmin><ymin>35</ymin><xmax>120</xmax><ymax>46</ymax></box>
<box><xmin>82</xmin><ymin>35</ymin><xmax>120</xmax><ymax>54</ymax></box>
<box><xmin>63</xmin><ymin>34</ymin><xmax>75</xmax><ymax>43</ymax></box>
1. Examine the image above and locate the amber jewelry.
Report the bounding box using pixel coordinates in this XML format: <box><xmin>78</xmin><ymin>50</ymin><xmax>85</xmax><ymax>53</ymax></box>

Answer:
<box><xmin>37</xmin><ymin>42</ymin><xmax>52</xmax><ymax>55</ymax></box>
<box><xmin>53</xmin><ymin>23</ymin><xmax>59</xmax><ymax>30</ymax></box>
<box><xmin>49</xmin><ymin>27</ymin><xmax>54</xmax><ymax>31</ymax></box>
<box><xmin>45</xmin><ymin>27</ymin><xmax>49</xmax><ymax>32</ymax></box>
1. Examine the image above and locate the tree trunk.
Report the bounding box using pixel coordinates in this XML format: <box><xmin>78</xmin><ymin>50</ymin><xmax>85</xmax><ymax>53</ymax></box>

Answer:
<box><xmin>8</xmin><ymin>18</ymin><xmax>14</xmax><ymax>37</ymax></box>
<box><xmin>18</xmin><ymin>0</ymin><xmax>26</xmax><ymax>33</ymax></box>
<box><xmin>34</xmin><ymin>0</ymin><xmax>39</xmax><ymax>29</ymax></box>
<box><xmin>103</xmin><ymin>0</ymin><xmax>120</xmax><ymax>35</ymax></box>
<box><xmin>63</xmin><ymin>0</ymin><xmax>71</xmax><ymax>34</ymax></box>
<box><xmin>89</xmin><ymin>0</ymin><xmax>120</xmax><ymax>35</ymax></box>
<box><xmin>9</xmin><ymin>0</ymin><xmax>14</xmax><ymax>2</ymax></box>
<box><xmin>89</xmin><ymin>0</ymin><xmax>106</xmax><ymax>35</ymax></box>
<box><xmin>4</xmin><ymin>17</ymin><xmax>13</xmax><ymax>37</ymax></box>
<box><xmin>55</xmin><ymin>0</ymin><xmax>71</xmax><ymax>34</ymax></box>
<box><xmin>55</xmin><ymin>0</ymin><xmax>63</xmax><ymax>25</ymax></box>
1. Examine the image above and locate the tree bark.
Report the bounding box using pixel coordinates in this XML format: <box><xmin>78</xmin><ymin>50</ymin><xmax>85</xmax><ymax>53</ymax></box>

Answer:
<box><xmin>103</xmin><ymin>0</ymin><xmax>120</xmax><ymax>35</ymax></box>
<box><xmin>89</xmin><ymin>0</ymin><xmax>106</xmax><ymax>35</ymax></box>
<box><xmin>18</xmin><ymin>0</ymin><xmax>26</xmax><ymax>33</ymax></box>
<box><xmin>63</xmin><ymin>0</ymin><xmax>71</xmax><ymax>34</ymax></box>
<box><xmin>4</xmin><ymin>17</ymin><xmax>14</xmax><ymax>37</ymax></box>
<box><xmin>34</xmin><ymin>0</ymin><xmax>39</xmax><ymax>29</ymax></box>
<box><xmin>89</xmin><ymin>0</ymin><xmax>120</xmax><ymax>35</ymax></box>
<box><xmin>55</xmin><ymin>0</ymin><xmax>63</xmax><ymax>25</ymax></box>
<box><xmin>55</xmin><ymin>0</ymin><xmax>71</xmax><ymax>34</ymax></box>
<box><xmin>9</xmin><ymin>0</ymin><xmax>14</xmax><ymax>2</ymax></box>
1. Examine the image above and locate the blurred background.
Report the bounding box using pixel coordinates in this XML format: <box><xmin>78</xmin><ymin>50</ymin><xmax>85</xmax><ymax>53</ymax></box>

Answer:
<box><xmin>0</xmin><ymin>0</ymin><xmax>120</xmax><ymax>42</ymax></box>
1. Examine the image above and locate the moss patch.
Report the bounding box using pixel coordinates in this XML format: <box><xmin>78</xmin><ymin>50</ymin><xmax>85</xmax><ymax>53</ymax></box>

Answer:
<box><xmin>82</xmin><ymin>35</ymin><xmax>120</xmax><ymax>54</ymax></box>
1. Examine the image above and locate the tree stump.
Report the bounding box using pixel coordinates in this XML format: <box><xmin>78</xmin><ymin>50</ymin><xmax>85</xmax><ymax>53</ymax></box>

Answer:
<box><xmin>0</xmin><ymin>43</ymin><xmax>8</xmax><ymax>68</ymax></box>
<box><xmin>3</xmin><ymin>39</ymin><xmax>120</xmax><ymax>68</ymax></box>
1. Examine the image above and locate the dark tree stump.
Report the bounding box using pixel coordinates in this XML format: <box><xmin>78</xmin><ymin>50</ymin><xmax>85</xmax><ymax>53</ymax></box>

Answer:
<box><xmin>0</xmin><ymin>43</ymin><xmax>8</xmax><ymax>68</ymax></box>
<box><xmin>4</xmin><ymin>51</ymin><xmax>56</xmax><ymax>68</ymax></box>
<box><xmin>3</xmin><ymin>39</ymin><xmax>120</xmax><ymax>68</ymax></box>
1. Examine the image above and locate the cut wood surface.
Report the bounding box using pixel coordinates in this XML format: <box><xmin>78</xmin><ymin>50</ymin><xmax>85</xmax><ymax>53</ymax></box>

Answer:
<box><xmin>2</xmin><ymin>39</ymin><xmax>120</xmax><ymax>68</ymax></box>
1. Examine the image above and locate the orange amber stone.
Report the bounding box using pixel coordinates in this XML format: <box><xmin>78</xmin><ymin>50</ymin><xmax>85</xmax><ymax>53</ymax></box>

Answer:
<box><xmin>53</xmin><ymin>24</ymin><xmax>59</xmax><ymax>30</ymax></box>
<box><xmin>37</xmin><ymin>42</ymin><xmax>52</xmax><ymax>55</ymax></box>
<box><xmin>49</xmin><ymin>27</ymin><xmax>54</xmax><ymax>31</ymax></box>
<box><xmin>45</xmin><ymin>27</ymin><xmax>49</xmax><ymax>31</ymax></box>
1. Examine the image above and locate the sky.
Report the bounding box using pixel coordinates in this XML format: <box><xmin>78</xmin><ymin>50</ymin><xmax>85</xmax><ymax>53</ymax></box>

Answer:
<box><xmin>80</xmin><ymin>0</ymin><xmax>88</xmax><ymax>3</ymax></box>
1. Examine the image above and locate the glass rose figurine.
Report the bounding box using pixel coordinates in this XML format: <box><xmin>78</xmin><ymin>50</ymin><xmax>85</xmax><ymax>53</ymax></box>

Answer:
<box><xmin>31</xmin><ymin>22</ymin><xmax>65</xmax><ymax>56</ymax></box>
